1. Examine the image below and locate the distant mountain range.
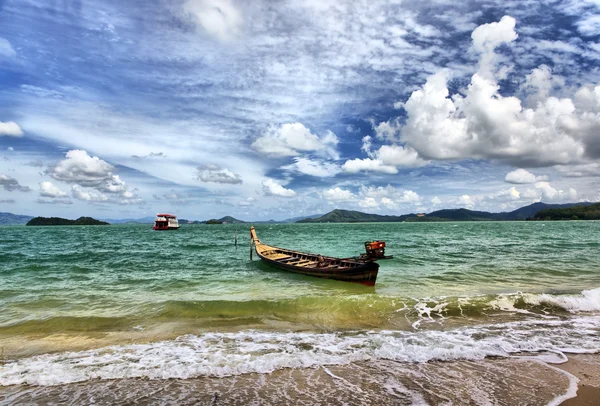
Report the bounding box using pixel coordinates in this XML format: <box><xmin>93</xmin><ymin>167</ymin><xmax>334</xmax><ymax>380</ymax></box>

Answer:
<box><xmin>297</xmin><ymin>202</ymin><xmax>596</xmax><ymax>223</ymax></box>
<box><xmin>0</xmin><ymin>212</ymin><xmax>34</xmax><ymax>225</ymax></box>
<box><xmin>2</xmin><ymin>202</ymin><xmax>596</xmax><ymax>226</ymax></box>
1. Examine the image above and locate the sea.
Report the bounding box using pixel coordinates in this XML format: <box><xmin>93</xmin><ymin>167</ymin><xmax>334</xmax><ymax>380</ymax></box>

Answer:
<box><xmin>1</xmin><ymin>222</ymin><xmax>600</xmax><ymax>405</ymax></box>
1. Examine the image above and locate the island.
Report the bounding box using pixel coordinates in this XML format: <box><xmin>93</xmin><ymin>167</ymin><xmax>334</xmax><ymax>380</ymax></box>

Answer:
<box><xmin>533</xmin><ymin>202</ymin><xmax>600</xmax><ymax>221</ymax></box>
<box><xmin>26</xmin><ymin>216</ymin><xmax>110</xmax><ymax>226</ymax></box>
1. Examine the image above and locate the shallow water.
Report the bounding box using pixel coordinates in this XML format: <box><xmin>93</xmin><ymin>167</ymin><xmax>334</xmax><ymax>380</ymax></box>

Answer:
<box><xmin>1</xmin><ymin>222</ymin><xmax>599</xmax><ymax>404</ymax></box>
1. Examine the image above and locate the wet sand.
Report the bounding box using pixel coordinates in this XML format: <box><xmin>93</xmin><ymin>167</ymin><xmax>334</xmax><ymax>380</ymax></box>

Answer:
<box><xmin>558</xmin><ymin>353</ymin><xmax>600</xmax><ymax>406</ymax></box>
<box><xmin>0</xmin><ymin>358</ymin><xmax>577</xmax><ymax>405</ymax></box>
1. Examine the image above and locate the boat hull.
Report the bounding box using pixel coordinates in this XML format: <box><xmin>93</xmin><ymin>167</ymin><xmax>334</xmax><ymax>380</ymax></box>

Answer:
<box><xmin>257</xmin><ymin>252</ymin><xmax>379</xmax><ymax>286</ymax></box>
<box><xmin>250</xmin><ymin>227</ymin><xmax>379</xmax><ymax>286</ymax></box>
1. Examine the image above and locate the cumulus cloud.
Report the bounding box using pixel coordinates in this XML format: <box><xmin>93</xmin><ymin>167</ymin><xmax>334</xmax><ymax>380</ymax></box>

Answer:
<box><xmin>356</xmin><ymin>184</ymin><xmax>421</xmax><ymax>209</ymax></box>
<box><xmin>505</xmin><ymin>168</ymin><xmax>548</xmax><ymax>184</ymax></box>
<box><xmin>0</xmin><ymin>174</ymin><xmax>31</xmax><ymax>192</ymax></box>
<box><xmin>470</xmin><ymin>15</ymin><xmax>518</xmax><ymax>78</ymax></box>
<box><xmin>0</xmin><ymin>37</ymin><xmax>16</xmax><ymax>58</ymax></box>
<box><xmin>431</xmin><ymin>196</ymin><xmax>442</xmax><ymax>205</ymax></box>
<box><xmin>50</xmin><ymin>150</ymin><xmax>114</xmax><ymax>186</ymax></box>
<box><xmin>522</xmin><ymin>65</ymin><xmax>565</xmax><ymax>107</ymax></box>
<box><xmin>262</xmin><ymin>178</ymin><xmax>296</xmax><ymax>197</ymax></box>
<box><xmin>252</xmin><ymin>123</ymin><xmax>339</xmax><ymax>159</ymax></box>
<box><xmin>48</xmin><ymin>150</ymin><xmax>142</xmax><ymax>204</ymax></box>
<box><xmin>346</xmin><ymin>129</ymin><xmax>427</xmax><ymax>174</ymax></box>
<box><xmin>458</xmin><ymin>194</ymin><xmax>475</xmax><ymax>209</ymax></box>
<box><xmin>39</xmin><ymin>181</ymin><xmax>68</xmax><ymax>198</ymax></box>
<box><xmin>359</xmin><ymin>197</ymin><xmax>379</xmax><ymax>208</ymax></box>
<box><xmin>342</xmin><ymin>158</ymin><xmax>398</xmax><ymax>174</ymax></box>
<box><xmin>71</xmin><ymin>185</ymin><xmax>109</xmax><ymax>202</ymax></box>
<box><xmin>374</xmin><ymin>15</ymin><xmax>600</xmax><ymax>169</ymax></box>
<box><xmin>323</xmin><ymin>187</ymin><xmax>355</xmax><ymax>201</ymax></box>
<box><xmin>0</xmin><ymin>121</ymin><xmax>23</xmax><ymax>137</ymax></box>
<box><xmin>184</xmin><ymin>0</ymin><xmax>242</xmax><ymax>42</ymax></box>
<box><xmin>376</xmin><ymin>145</ymin><xmax>427</xmax><ymax>167</ymax></box>
<box><xmin>535</xmin><ymin>182</ymin><xmax>578</xmax><ymax>202</ymax></box>
<box><xmin>195</xmin><ymin>164</ymin><xmax>242</xmax><ymax>184</ymax></box>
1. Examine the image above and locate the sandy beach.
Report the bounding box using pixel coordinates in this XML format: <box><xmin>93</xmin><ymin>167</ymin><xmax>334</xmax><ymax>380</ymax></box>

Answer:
<box><xmin>558</xmin><ymin>353</ymin><xmax>600</xmax><ymax>406</ymax></box>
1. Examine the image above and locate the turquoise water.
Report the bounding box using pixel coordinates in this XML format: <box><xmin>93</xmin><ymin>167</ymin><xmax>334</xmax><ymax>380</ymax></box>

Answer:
<box><xmin>1</xmin><ymin>222</ymin><xmax>600</xmax><ymax>403</ymax></box>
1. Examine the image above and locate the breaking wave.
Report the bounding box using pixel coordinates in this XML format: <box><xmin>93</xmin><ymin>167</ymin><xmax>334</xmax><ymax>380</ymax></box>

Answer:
<box><xmin>2</xmin><ymin>315</ymin><xmax>599</xmax><ymax>386</ymax></box>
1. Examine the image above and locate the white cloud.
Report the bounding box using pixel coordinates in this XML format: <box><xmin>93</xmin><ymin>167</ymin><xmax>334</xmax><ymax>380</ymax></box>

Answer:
<box><xmin>398</xmin><ymin>190</ymin><xmax>420</xmax><ymax>203</ymax></box>
<box><xmin>323</xmin><ymin>187</ymin><xmax>355</xmax><ymax>201</ymax></box>
<box><xmin>373</xmin><ymin>120</ymin><xmax>400</xmax><ymax>142</ymax></box>
<box><xmin>359</xmin><ymin>197</ymin><xmax>379</xmax><ymax>208</ymax></box>
<box><xmin>238</xmin><ymin>196</ymin><xmax>256</xmax><ymax>207</ymax></box>
<box><xmin>284</xmin><ymin>157</ymin><xmax>341</xmax><ymax>177</ymax></box>
<box><xmin>184</xmin><ymin>0</ymin><xmax>243</xmax><ymax>42</ymax></box>
<box><xmin>71</xmin><ymin>185</ymin><xmax>109</xmax><ymax>202</ymax></box>
<box><xmin>376</xmin><ymin>145</ymin><xmax>427</xmax><ymax>167</ymax></box>
<box><xmin>522</xmin><ymin>65</ymin><xmax>565</xmax><ymax>107</ymax></box>
<box><xmin>39</xmin><ymin>181</ymin><xmax>68</xmax><ymax>198</ymax></box>
<box><xmin>535</xmin><ymin>182</ymin><xmax>578</xmax><ymax>202</ymax></box>
<box><xmin>505</xmin><ymin>168</ymin><xmax>548</xmax><ymax>184</ymax></box>
<box><xmin>0</xmin><ymin>174</ymin><xmax>31</xmax><ymax>192</ymax></box>
<box><xmin>262</xmin><ymin>178</ymin><xmax>296</xmax><ymax>197</ymax></box>
<box><xmin>50</xmin><ymin>150</ymin><xmax>114</xmax><ymax>186</ymax></box>
<box><xmin>555</xmin><ymin>163</ymin><xmax>600</xmax><ymax>177</ymax></box>
<box><xmin>0</xmin><ymin>121</ymin><xmax>23</xmax><ymax>137</ymax></box>
<box><xmin>342</xmin><ymin>158</ymin><xmax>398</xmax><ymax>174</ymax></box>
<box><xmin>0</xmin><ymin>37</ymin><xmax>16</xmax><ymax>58</ymax></box>
<box><xmin>431</xmin><ymin>196</ymin><xmax>442</xmax><ymax>205</ymax></box>
<box><xmin>380</xmin><ymin>16</ymin><xmax>599</xmax><ymax>168</ymax></box>
<box><xmin>471</xmin><ymin>15</ymin><xmax>518</xmax><ymax>78</ymax></box>
<box><xmin>357</xmin><ymin>185</ymin><xmax>421</xmax><ymax>208</ymax></box>
<box><xmin>195</xmin><ymin>164</ymin><xmax>242</xmax><ymax>184</ymax></box>
<box><xmin>458</xmin><ymin>194</ymin><xmax>475</xmax><ymax>209</ymax></box>
<box><xmin>252</xmin><ymin>123</ymin><xmax>339</xmax><ymax>159</ymax></box>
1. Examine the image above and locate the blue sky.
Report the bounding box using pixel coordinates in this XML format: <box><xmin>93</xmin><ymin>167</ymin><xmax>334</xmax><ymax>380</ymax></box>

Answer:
<box><xmin>1</xmin><ymin>0</ymin><xmax>600</xmax><ymax>220</ymax></box>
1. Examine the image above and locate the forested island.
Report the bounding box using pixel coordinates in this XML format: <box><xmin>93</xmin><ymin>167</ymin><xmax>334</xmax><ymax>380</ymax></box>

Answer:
<box><xmin>26</xmin><ymin>217</ymin><xmax>110</xmax><ymax>226</ymax></box>
<box><xmin>533</xmin><ymin>203</ymin><xmax>600</xmax><ymax>220</ymax></box>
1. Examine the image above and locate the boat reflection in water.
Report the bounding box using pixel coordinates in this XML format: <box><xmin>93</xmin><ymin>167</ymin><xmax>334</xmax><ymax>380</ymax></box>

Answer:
<box><xmin>250</xmin><ymin>226</ymin><xmax>391</xmax><ymax>286</ymax></box>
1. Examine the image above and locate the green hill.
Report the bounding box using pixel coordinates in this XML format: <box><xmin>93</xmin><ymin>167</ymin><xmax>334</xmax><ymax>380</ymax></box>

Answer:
<box><xmin>204</xmin><ymin>216</ymin><xmax>246</xmax><ymax>224</ymax></box>
<box><xmin>297</xmin><ymin>203</ymin><xmax>599</xmax><ymax>224</ymax></box>
<box><xmin>500</xmin><ymin>202</ymin><xmax>594</xmax><ymax>220</ymax></box>
<box><xmin>26</xmin><ymin>217</ymin><xmax>110</xmax><ymax>226</ymax></box>
<box><xmin>533</xmin><ymin>203</ymin><xmax>600</xmax><ymax>220</ymax></box>
<box><xmin>427</xmin><ymin>208</ymin><xmax>501</xmax><ymax>221</ymax></box>
<box><xmin>297</xmin><ymin>209</ymin><xmax>412</xmax><ymax>223</ymax></box>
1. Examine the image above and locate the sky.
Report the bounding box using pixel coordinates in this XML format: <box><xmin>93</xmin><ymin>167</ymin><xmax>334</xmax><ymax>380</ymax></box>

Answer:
<box><xmin>1</xmin><ymin>0</ymin><xmax>600</xmax><ymax>221</ymax></box>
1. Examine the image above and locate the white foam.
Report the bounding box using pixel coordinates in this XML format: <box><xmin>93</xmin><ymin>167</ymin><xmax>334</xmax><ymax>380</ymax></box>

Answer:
<box><xmin>2</xmin><ymin>316</ymin><xmax>600</xmax><ymax>387</ymax></box>
<box><xmin>523</xmin><ymin>288</ymin><xmax>600</xmax><ymax>313</ymax></box>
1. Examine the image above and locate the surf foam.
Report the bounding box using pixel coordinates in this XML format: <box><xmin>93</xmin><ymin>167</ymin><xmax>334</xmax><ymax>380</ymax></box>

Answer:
<box><xmin>1</xmin><ymin>316</ymin><xmax>599</xmax><ymax>386</ymax></box>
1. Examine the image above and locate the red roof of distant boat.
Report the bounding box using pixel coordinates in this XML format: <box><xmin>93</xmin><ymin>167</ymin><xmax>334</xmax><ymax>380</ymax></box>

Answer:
<box><xmin>157</xmin><ymin>213</ymin><xmax>176</xmax><ymax>218</ymax></box>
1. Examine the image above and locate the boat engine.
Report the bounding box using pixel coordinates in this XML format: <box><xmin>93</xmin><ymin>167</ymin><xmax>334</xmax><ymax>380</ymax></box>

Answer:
<box><xmin>364</xmin><ymin>241</ymin><xmax>387</xmax><ymax>259</ymax></box>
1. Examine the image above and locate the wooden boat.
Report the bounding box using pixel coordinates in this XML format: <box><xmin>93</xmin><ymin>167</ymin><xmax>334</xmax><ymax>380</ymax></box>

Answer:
<box><xmin>250</xmin><ymin>227</ymin><xmax>391</xmax><ymax>286</ymax></box>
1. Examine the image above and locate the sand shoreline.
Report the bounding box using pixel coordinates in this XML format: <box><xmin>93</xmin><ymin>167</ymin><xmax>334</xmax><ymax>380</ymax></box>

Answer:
<box><xmin>556</xmin><ymin>353</ymin><xmax>600</xmax><ymax>406</ymax></box>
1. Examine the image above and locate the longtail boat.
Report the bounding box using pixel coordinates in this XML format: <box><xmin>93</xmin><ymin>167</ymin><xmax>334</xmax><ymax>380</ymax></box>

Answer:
<box><xmin>250</xmin><ymin>226</ymin><xmax>391</xmax><ymax>286</ymax></box>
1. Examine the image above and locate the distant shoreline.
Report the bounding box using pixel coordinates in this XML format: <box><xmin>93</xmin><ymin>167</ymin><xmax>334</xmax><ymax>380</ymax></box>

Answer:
<box><xmin>26</xmin><ymin>216</ymin><xmax>110</xmax><ymax>226</ymax></box>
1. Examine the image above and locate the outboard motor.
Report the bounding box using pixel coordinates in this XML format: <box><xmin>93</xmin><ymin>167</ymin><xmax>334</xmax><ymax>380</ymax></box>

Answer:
<box><xmin>364</xmin><ymin>241</ymin><xmax>387</xmax><ymax>259</ymax></box>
